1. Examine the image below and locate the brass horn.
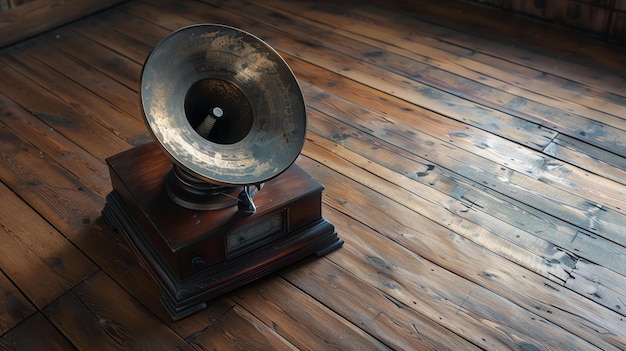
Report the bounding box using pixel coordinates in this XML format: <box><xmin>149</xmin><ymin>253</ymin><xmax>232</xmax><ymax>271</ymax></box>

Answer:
<box><xmin>140</xmin><ymin>24</ymin><xmax>306</xmax><ymax>211</ymax></box>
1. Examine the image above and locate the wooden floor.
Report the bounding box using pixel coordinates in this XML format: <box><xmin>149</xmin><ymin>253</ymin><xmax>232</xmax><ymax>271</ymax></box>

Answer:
<box><xmin>0</xmin><ymin>0</ymin><xmax>625</xmax><ymax>349</ymax></box>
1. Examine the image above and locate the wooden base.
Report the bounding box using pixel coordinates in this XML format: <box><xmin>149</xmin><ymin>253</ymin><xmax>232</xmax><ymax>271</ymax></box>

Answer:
<box><xmin>102</xmin><ymin>142</ymin><xmax>343</xmax><ymax>320</ymax></box>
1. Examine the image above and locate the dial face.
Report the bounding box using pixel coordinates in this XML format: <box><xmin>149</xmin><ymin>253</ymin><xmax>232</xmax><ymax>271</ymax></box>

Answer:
<box><xmin>226</xmin><ymin>212</ymin><xmax>284</xmax><ymax>254</ymax></box>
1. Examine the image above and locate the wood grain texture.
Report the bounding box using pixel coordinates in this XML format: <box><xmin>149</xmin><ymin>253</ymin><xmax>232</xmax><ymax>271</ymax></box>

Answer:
<box><xmin>0</xmin><ymin>0</ymin><xmax>625</xmax><ymax>349</ymax></box>
<box><xmin>463</xmin><ymin>0</ymin><xmax>626</xmax><ymax>42</ymax></box>
<box><xmin>297</xmin><ymin>148</ymin><xmax>625</xmax><ymax>350</ymax></box>
<box><xmin>0</xmin><ymin>0</ymin><xmax>126</xmax><ymax>48</ymax></box>
<box><xmin>44</xmin><ymin>271</ymin><xmax>193</xmax><ymax>350</ymax></box>
<box><xmin>232</xmin><ymin>276</ymin><xmax>393</xmax><ymax>350</ymax></box>
<box><xmin>0</xmin><ymin>59</ymin><xmax>133</xmax><ymax>160</ymax></box>
<box><xmin>186</xmin><ymin>303</ymin><xmax>299</xmax><ymax>351</ymax></box>
<box><xmin>0</xmin><ymin>49</ymin><xmax>148</xmax><ymax>147</ymax></box>
<box><xmin>283</xmin><ymin>256</ymin><xmax>483</xmax><ymax>351</ymax></box>
<box><xmin>0</xmin><ymin>271</ymin><xmax>34</xmax><ymax>335</ymax></box>
<box><xmin>0</xmin><ymin>313</ymin><xmax>74</xmax><ymax>350</ymax></box>
<box><xmin>292</xmin><ymin>64</ymin><xmax>626</xmax><ymax>273</ymax></box>
<box><xmin>0</xmin><ymin>178</ymin><xmax>98</xmax><ymax>309</ymax></box>
<box><xmin>543</xmin><ymin>134</ymin><xmax>626</xmax><ymax>186</ymax></box>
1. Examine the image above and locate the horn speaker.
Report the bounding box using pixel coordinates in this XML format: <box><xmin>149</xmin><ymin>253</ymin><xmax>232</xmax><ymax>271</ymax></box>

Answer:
<box><xmin>102</xmin><ymin>24</ymin><xmax>343</xmax><ymax>320</ymax></box>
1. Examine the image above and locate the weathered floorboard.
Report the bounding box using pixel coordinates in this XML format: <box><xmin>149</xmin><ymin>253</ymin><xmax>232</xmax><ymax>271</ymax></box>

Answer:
<box><xmin>0</xmin><ymin>177</ymin><xmax>98</xmax><ymax>309</ymax></box>
<box><xmin>0</xmin><ymin>313</ymin><xmax>75</xmax><ymax>351</ymax></box>
<box><xmin>44</xmin><ymin>271</ymin><xmax>193</xmax><ymax>350</ymax></box>
<box><xmin>298</xmin><ymin>143</ymin><xmax>625</xmax><ymax>350</ymax></box>
<box><xmin>0</xmin><ymin>270</ymin><xmax>34</xmax><ymax>335</ymax></box>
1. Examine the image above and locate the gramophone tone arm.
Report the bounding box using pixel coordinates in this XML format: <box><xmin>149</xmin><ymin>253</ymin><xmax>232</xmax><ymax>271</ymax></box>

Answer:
<box><xmin>237</xmin><ymin>185</ymin><xmax>257</xmax><ymax>215</ymax></box>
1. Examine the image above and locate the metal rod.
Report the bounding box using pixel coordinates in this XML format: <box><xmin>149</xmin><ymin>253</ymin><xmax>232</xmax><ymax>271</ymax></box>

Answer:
<box><xmin>196</xmin><ymin>107</ymin><xmax>223</xmax><ymax>138</ymax></box>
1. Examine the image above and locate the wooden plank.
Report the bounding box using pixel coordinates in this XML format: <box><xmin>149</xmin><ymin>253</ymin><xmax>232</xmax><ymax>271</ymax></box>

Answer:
<box><xmin>0</xmin><ymin>24</ymin><xmax>170</xmax><ymax>307</ymax></box>
<box><xmin>544</xmin><ymin>134</ymin><xmax>626</xmax><ymax>186</ymax></box>
<box><xmin>568</xmin><ymin>259</ymin><xmax>626</xmax><ymax>301</ymax></box>
<box><xmin>287</xmin><ymin>52</ymin><xmax>624</xmax><ymax>250</ymax></box>
<box><xmin>452</xmin><ymin>51</ymin><xmax>626</xmax><ymax>127</ymax></box>
<box><xmin>264</xmin><ymin>0</ymin><xmax>626</xmax><ymax>129</ymax></box>
<box><xmin>304</xmin><ymin>119</ymin><xmax>579</xmax><ymax>281</ymax></box>
<box><xmin>17</xmin><ymin>38</ymin><xmax>142</xmax><ymax>122</ymax></box>
<box><xmin>0</xmin><ymin>103</ymin><xmax>175</xmax><ymax>329</ymax></box>
<box><xmin>466</xmin><ymin>0</ymin><xmax>618</xmax><ymax>41</ymax></box>
<box><xmin>0</xmin><ymin>270</ymin><xmax>34</xmax><ymax>335</ymax></box>
<box><xmin>309</xmin><ymin>100</ymin><xmax>626</xmax><ymax>272</ymax></box>
<box><xmin>114</xmin><ymin>3</ymin><xmax>197</xmax><ymax>48</ymax></box>
<box><xmin>0</xmin><ymin>313</ymin><xmax>75</xmax><ymax>350</ymax></box>
<box><xmin>69</xmin><ymin>11</ymin><xmax>155</xmax><ymax>65</ymax></box>
<box><xmin>284</xmin><ymin>255</ymin><xmax>482</xmax><ymax>350</ymax></box>
<box><xmin>170</xmin><ymin>295</ymin><xmax>298</xmax><ymax>350</ymax></box>
<box><xmin>295</xmin><ymin>156</ymin><xmax>603</xmax><ymax>350</ymax></box>
<box><xmin>118</xmin><ymin>0</ymin><xmax>192</xmax><ymax>30</ymax></box>
<box><xmin>0</xmin><ymin>49</ymin><xmax>149</xmax><ymax>148</ymax></box>
<box><xmin>84</xmin><ymin>8</ymin><xmax>169</xmax><ymax>55</ymax></box>
<box><xmin>565</xmin><ymin>260</ymin><xmax>626</xmax><ymax>316</ymax></box>
<box><xmin>232</xmin><ymin>0</ymin><xmax>626</xmax><ymax>156</ymax></box>
<box><xmin>233</xmin><ymin>276</ymin><xmax>393</xmax><ymax>350</ymax></box>
<box><xmin>243</xmin><ymin>0</ymin><xmax>626</xmax><ymax>211</ymax></box>
<box><xmin>0</xmin><ymin>175</ymin><xmax>98</xmax><ymax>309</ymax></box>
<box><xmin>287</xmin><ymin>56</ymin><xmax>626</xmax><ymax>248</ymax></box>
<box><xmin>0</xmin><ymin>105</ymin><xmax>104</xmax><ymax>311</ymax></box>
<box><xmin>0</xmin><ymin>0</ymin><xmax>127</xmax><ymax>48</ymax></box>
<box><xmin>0</xmin><ymin>60</ymin><xmax>132</xmax><ymax>161</ymax></box>
<box><xmin>0</xmin><ymin>65</ymin><xmax>186</xmax><ymax>328</ymax></box>
<box><xmin>186</xmin><ymin>303</ymin><xmax>298</xmax><ymax>351</ymax></box>
<box><xmin>39</xmin><ymin>27</ymin><xmax>141</xmax><ymax>91</ymax></box>
<box><xmin>0</xmin><ymin>72</ymin><xmax>170</xmax><ymax>322</ymax></box>
<box><xmin>0</xmin><ymin>141</ymin><xmax>176</xmax><ymax>322</ymax></box>
<box><xmin>44</xmin><ymin>271</ymin><xmax>193</xmax><ymax>350</ymax></box>
<box><xmin>167</xmin><ymin>298</ymin><xmax>236</xmax><ymax>337</ymax></box>
<box><xmin>303</xmin><ymin>110</ymin><xmax>626</xmax><ymax>286</ymax></box>
<box><xmin>303</xmin><ymin>120</ymin><xmax>626</xmax><ymax>287</ymax></box>
<box><xmin>295</xmin><ymin>155</ymin><xmax>626</xmax><ymax>350</ymax></box>
<box><xmin>0</xmin><ymin>92</ymin><xmax>111</xmax><ymax>197</ymax></box>
<box><xmin>368</xmin><ymin>0</ymin><xmax>626</xmax><ymax>95</ymax></box>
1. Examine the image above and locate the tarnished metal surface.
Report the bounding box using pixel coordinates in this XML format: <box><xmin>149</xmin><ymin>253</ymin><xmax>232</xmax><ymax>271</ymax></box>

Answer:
<box><xmin>141</xmin><ymin>24</ymin><xmax>306</xmax><ymax>186</ymax></box>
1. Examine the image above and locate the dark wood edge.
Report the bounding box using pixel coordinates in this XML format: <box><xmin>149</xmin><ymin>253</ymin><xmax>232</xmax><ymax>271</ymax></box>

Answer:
<box><xmin>0</xmin><ymin>0</ymin><xmax>128</xmax><ymax>48</ymax></box>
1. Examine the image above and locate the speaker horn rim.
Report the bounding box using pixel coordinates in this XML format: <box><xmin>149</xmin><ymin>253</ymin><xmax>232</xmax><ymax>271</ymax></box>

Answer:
<box><xmin>140</xmin><ymin>23</ymin><xmax>307</xmax><ymax>186</ymax></box>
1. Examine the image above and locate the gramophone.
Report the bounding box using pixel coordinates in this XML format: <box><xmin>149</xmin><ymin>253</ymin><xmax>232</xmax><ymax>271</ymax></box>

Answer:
<box><xmin>102</xmin><ymin>24</ymin><xmax>343</xmax><ymax>320</ymax></box>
